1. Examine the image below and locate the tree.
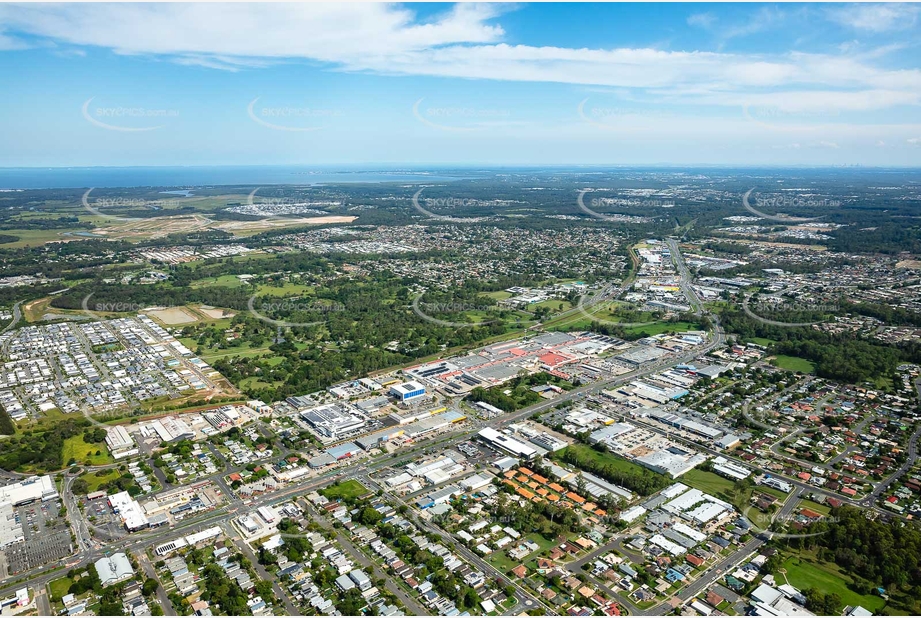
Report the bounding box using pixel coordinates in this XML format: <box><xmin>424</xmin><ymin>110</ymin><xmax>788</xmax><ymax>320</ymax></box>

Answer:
<box><xmin>142</xmin><ymin>578</ymin><xmax>160</xmax><ymax>597</ymax></box>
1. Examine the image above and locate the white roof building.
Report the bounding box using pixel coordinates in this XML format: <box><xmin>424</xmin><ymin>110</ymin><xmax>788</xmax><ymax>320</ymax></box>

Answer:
<box><xmin>95</xmin><ymin>553</ymin><xmax>134</xmax><ymax>587</ymax></box>
<box><xmin>0</xmin><ymin>475</ymin><xmax>58</xmax><ymax>506</ymax></box>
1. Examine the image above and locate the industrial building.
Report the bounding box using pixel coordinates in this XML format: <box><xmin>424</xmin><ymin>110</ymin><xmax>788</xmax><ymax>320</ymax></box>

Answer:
<box><xmin>389</xmin><ymin>381</ymin><xmax>426</xmax><ymax>403</ymax></box>
<box><xmin>144</xmin><ymin>416</ymin><xmax>195</xmax><ymax>443</ymax></box>
<box><xmin>326</xmin><ymin>442</ymin><xmax>362</xmax><ymax>460</ymax></box>
<box><xmin>105</xmin><ymin>426</ymin><xmax>139</xmax><ymax>460</ymax></box>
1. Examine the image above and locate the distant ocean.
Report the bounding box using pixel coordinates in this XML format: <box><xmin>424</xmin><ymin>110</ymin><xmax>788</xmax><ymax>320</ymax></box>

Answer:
<box><xmin>0</xmin><ymin>166</ymin><xmax>468</xmax><ymax>189</ymax></box>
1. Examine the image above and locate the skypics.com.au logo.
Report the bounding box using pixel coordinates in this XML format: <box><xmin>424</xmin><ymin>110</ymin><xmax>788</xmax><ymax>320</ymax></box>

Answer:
<box><xmin>412</xmin><ymin>98</ymin><xmax>512</xmax><ymax>132</ymax></box>
<box><xmin>411</xmin><ymin>294</ymin><xmax>505</xmax><ymax>328</ymax></box>
<box><xmin>247</xmin><ymin>296</ymin><xmax>345</xmax><ymax>328</ymax></box>
<box><xmin>576</xmin><ymin>189</ymin><xmax>660</xmax><ymax>223</ymax></box>
<box><xmin>411</xmin><ymin>188</ymin><xmax>484</xmax><ymax>223</ymax></box>
<box><xmin>81</xmin><ymin>188</ymin><xmax>179</xmax><ymax>222</ymax></box>
<box><xmin>741</xmin><ymin>188</ymin><xmax>836</xmax><ymax>223</ymax></box>
<box><xmin>82</xmin><ymin>97</ymin><xmax>179</xmax><ymax>132</ymax></box>
<box><xmin>247</xmin><ymin>97</ymin><xmax>342</xmax><ymax>132</ymax></box>
<box><xmin>742</xmin><ymin>295</ymin><xmax>838</xmax><ymax>329</ymax></box>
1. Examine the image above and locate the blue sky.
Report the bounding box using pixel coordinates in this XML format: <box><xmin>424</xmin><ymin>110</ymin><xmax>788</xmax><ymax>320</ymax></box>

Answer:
<box><xmin>0</xmin><ymin>2</ymin><xmax>919</xmax><ymax>167</ymax></box>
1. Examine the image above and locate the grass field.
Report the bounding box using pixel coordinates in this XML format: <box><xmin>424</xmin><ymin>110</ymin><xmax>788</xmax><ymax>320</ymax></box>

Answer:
<box><xmin>254</xmin><ymin>283</ymin><xmax>314</xmax><ymax>296</ymax></box>
<box><xmin>622</xmin><ymin>321</ymin><xmax>701</xmax><ymax>336</ymax></box>
<box><xmin>320</xmin><ymin>479</ymin><xmax>367</xmax><ymax>501</ymax></box>
<box><xmin>682</xmin><ymin>468</ymin><xmax>736</xmax><ymax>497</ymax></box>
<box><xmin>779</xmin><ymin>554</ymin><xmax>886</xmax><ymax>612</ymax></box>
<box><xmin>683</xmin><ymin>468</ymin><xmax>788</xmax><ymax>512</ymax></box>
<box><xmin>62</xmin><ymin>435</ymin><xmax>114</xmax><ymax>466</ymax></box>
<box><xmin>553</xmin><ymin>443</ymin><xmax>650</xmax><ymax>477</ymax></box>
<box><xmin>190</xmin><ymin>274</ymin><xmax>248</xmax><ymax>288</ymax></box>
<box><xmin>749</xmin><ymin>337</ymin><xmax>777</xmax><ymax>347</ymax></box>
<box><xmin>47</xmin><ymin>577</ymin><xmax>73</xmax><ymax>602</ymax></box>
<box><xmin>771</xmin><ymin>355</ymin><xmax>816</xmax><ymax>374</ymax></box>
<box><xmin>78</xmin><ymin>468</ymin><xmax>120</xmax><ymax>492</ymax></box>
<box><xmin>533</xmin><ymin>299</ymin><xmax>573</xmax><ymax>312</ymax></box>
<box><xmin>178</xmin><ymin>338</ymin><xmax>274</xmax><ymax>362</ymax></box>
<box><xmin>799</xmin><ymin>499</ymin><xmax>832</xmax><ymax>516</ymax></box>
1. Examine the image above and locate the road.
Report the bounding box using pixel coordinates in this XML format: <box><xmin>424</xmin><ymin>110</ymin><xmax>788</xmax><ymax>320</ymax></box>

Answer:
<box><xmin>0</xmin><ymin>300</ymin><xmax>22</xmax><ymax>335</ymax></box>
<box><xmin>221</xmin><ymin>522</ymin><xmax>300</xmax><ymax>615</ymax></box>
<box><xmin>137</xmin><ymin>552</ymin><xmax>176</xmax><ymax>616</ymax></box>
<box><xmin>666</xmin><ymin>237</ymin><xmax>703</xmax><ymax>315</ymax></box>
<box><xmin>302</xmin><ymin>499</ymin><xmax>428</xmax><ymax>615</ymax></box>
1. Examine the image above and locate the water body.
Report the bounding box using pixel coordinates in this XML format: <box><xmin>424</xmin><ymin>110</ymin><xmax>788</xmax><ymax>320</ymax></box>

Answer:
<box><xmin>0</xmin><ymin>166</ymin><xmax>469</xmax><ymax>189</ymax></box>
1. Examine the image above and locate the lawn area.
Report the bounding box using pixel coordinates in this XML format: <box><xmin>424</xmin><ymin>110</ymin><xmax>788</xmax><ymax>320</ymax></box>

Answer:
<box><xmin>683</xmin><ymin>468</ymin><xmax>790</xmax><ymax>512</ymax></box>
<box><xmin>533</xmin><ymin>299</ymin><xmax>573</xmax><ymax>312</ymax></box>
<box><xmin>62</xmin><ymin>435</ymin><xmax>114</xmax><ymax>466</ymax></box>
<box><xmin>484</xmin><ymin>291</ymin><xmax>513</xmax><ymax>301</ymax></box>
<box><xmin>771</xmin><ymin>355</ymin><xmax>816</xmax><ymax>374</ymax></box>
<box><xmin>682</xmin><ymin>468</ymin><xmax>736</xmax><ymax>497</ymax></box>
<box><xmin>190</xmin><ymin>274</ymin><xmax>248</xmax><ymax>288</ymax></box>
<box><xmin>622</xmin><ymin>321</ymin><xmax>701</xmax><ymax>336</ymax></box>
<box><xmin>79</xmin><ymin>468</ymin><xmax>120</xmax><ymax>492</ymax></box>
<box><xmin>320</xmin><ymin>479</ymin><xmax>368</xmax><ymax>501</ymax></box>
<box><xmin>178</xmin><ymin>338</ymin><xmax>274</xmax><ymax>362</ymax></box>
<box><xmin>552</xmin><ymin>443</ymin><xmax>649</xmax><ymax>477</ymax></box>
<box><xmin>254</xmin><ymin>282</ymin><xmax>314</xmax><ymax>296</ymax></box>
<box><xmin>486</xmin><ymin>551</ymin><xmax>519</xmax><ymax>574</ymax></box>
<box><xmin>799</xmin><ymin>499</ymin><xmax>832</xmax><ymax>516</ymax></box>
<box><xmin>779</xmin><ymin>554</ymin><xmax>886</xmax><ymax>612</ymax></box>
<box><xmin>48</xmin><ymin>577</ymin><xmax>73</xmax><ymax>602</ymax></box>
<box><xmin>749</xmin><ymin>337</ymin><xmax>777</xmax><ymax>347</ymax></box>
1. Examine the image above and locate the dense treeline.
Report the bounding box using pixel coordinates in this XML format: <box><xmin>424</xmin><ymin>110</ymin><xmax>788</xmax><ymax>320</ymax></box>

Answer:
<box><xmin>467</xmin><ymin>372</ymin><xmax>571</xmax><ymax>412</ymax></box>
<box><xmin>554</xmin><ymin>444</ymin><xmax>670</xmax><ymax>496</ymax></box>
<box><xmin>782</xmin><ymin>506</ymin><xmax>921</xmax><ymax>613</ymax></box>
<box><xmin>721</xmin><ymin>309</ymin><xmax>921</xmax><ymax>384</ymax></box>
<box><xmin>0</xmin><ymin>418</ymin><xmax>90</xmax><ymax>471</ymax></box>
<box><xmin>843</xmin><ymin>300</ymin><xmax>921</xmax><ymax>328</ymax></box>
<box><xmin>828</xmin><ymin>223</ymin><xmax>921</xmax><ymax>255</ymax></box>
<box><xmin>0</xmin><ymin>409</ymin><xmax>15</xmax><ymax>435</ymax></box>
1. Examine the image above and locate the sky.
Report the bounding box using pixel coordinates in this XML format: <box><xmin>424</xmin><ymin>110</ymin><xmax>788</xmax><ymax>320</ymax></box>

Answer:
<box><xmin>0</xmin><ymin>2</ymin><xmax>920</xmax><ymax>167</ymax></box>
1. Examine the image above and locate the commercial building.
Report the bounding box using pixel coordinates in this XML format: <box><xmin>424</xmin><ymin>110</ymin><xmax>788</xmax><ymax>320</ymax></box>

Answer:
<box><xmin>257</xmin><ymin>506</ymin><xmax>277</xmax><ymax>525</ymax></box>
<box><xmin>326</xmin><ymin>442</ymin><xmax>362</xmax><ymax>460</ymax></box>
<box><xmin>0</xmin><ymin>475</ymin><xmax>59</xmax><ymax>506</ymax></box>
<box><xmin>108</xmin><ymin>491</ymin><xmax>149</xmax><ymax>531</ymax></box>
<box><xmin>95</xmin><ymin>553</ymin><xmax>134</xmax><ymax>587</ymax></box>
<box><xmin>390</xmin><ymin>381</ymin><xmax>426</xmax><ymax>404</ymax></box>
<box><xmin>300</xmin><ymin>403</ymin><xmax>367</xmax><ymax>440</ymax></box>
<box><xmin>476</xmin><ymin>428</ymin><xmax>536</xmax><ymax>460</ymax></box>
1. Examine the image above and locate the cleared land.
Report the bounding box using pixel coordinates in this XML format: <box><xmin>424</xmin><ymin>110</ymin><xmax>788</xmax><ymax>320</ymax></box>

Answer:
<box><xmin>779</xmin><ymin>554</ymin><xmax>886</xmax><ymax>612</ymax></box>
<box><xmin>147</xmin><ymin>306</ymin><xmax>199</xmax><ymax>325</ymax></box>
<box><xmin>319</xmin><ymin>479</ymin><xmax>367</xmax><ymax>501</ymax></box>
<box><xmin>770</xmin><ymin>355</ymin><xmax>816</xmax><ymax>374</ymax></box>
<box><xmin>62</xmin><ymin>435</ymin><xmax>114</xmax><ymax>466</ymax></box>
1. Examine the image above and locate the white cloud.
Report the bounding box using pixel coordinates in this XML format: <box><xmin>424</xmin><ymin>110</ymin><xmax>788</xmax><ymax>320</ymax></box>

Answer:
<box><xmin>0</xmin><ymin>2</ymin><xmax>918</xmax><ymax>116</ymax></box>
<box><xmin>827</xmin><ymin>4</ymin><xmax>920</xmax><ymax>33</ymax></box>
<box><xmin>687</xmin><ymin>13</ymin><xmax>716</xmax><ymax>29</ymax></box>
